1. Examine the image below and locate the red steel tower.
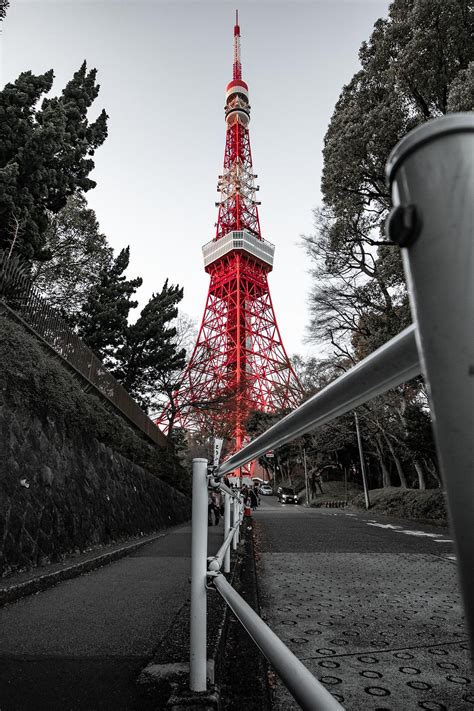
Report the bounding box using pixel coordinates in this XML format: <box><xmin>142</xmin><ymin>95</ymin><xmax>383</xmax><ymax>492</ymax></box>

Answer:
<box><xmin>159</xmin><ymin>12</ymin><xmax>303</xmax><ymax>460</ymax></box>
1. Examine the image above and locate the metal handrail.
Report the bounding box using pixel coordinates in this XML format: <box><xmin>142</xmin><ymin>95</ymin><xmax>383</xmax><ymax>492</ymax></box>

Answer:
<box><xmin>212</xmin><ymin>573</ymin><xmax>343</xmax><ymax>710</ymax></box>
<box><xmin>208</xmin><ymin>526</ymin><xmax>237</xmax><ymax>572</ymax></box>
<box><xmin>219</xmin><ymin>324</ymin><xmax>420</xmax><ymax>475</ymax></box>
<box><xmin>190</xmin><ymin>115</ymin><xmax>474</xmax><ymax>708</ymax></box>
<box><xmin>190</xmin><ymin>460</ymin><xmax>343</xmax><ymax>708</ymax></box>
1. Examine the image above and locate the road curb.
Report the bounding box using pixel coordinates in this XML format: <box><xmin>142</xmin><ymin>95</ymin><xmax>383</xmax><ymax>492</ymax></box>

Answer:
<box><xmin>0</xmin><ymin>531</ymin><xmax>167</xmax><ymax>607</ymax></box>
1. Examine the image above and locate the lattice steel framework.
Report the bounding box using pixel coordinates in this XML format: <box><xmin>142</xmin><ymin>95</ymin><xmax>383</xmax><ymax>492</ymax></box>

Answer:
<box><xmin>157</xmin><ymin>12</ymin><xmax>303</xmax><ymax>461</ymax></box>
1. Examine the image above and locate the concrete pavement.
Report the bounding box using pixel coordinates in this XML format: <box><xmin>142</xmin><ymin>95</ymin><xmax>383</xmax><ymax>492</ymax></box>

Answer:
<box><xmin>254</xmin><ymin>497</ymin><xmax>472</xmax><ymax>710</ymax></box>
<box><xmin>0</xmin><ymin>520</ymin><xmax>224</xmax><ymax>710</ymax></box>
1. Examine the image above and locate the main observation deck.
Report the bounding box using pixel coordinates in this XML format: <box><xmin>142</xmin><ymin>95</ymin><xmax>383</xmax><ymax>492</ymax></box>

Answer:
<box><xmin>202</xmin><ymin>229</ymin><xmax>275</xmax><ymax>270</ymax></box>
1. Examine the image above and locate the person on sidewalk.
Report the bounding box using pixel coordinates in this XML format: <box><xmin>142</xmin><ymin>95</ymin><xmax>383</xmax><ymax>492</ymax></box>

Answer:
<box><xmin>210</xmin><ymin>490</ymin><xmax>221</xmax><ymax>525</ymax></box>
<box><xmin>208</xmin><ymin>490</ymin><xmax>214</xmax><ymax>526</ymax></box>
<box><xmin>249</xmin><ymin>488</ymin><xmax>258</xmax><ymax>511</ymax></box>
<box><xmin>243</xmin><ymin>495</ymin><xmax>252</xmax><ymax>519</ymax></box>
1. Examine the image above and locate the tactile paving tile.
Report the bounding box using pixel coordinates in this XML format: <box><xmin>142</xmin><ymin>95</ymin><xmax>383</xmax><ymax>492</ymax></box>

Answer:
<box><xmin>259</xmin><ymin>553</ymin><xmax>472</xmax><ymax>710</ymax></box>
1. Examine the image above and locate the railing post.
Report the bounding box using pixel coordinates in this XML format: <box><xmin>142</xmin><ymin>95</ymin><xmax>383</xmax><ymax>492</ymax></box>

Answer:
<box><xmin>190</xmin><ymin>458</ymin><xmax>208</xmax><ymax>691</ymax></box>
<box><xmin>232</xmin><ymin>497</ymin><xmax>239</xmax><ymax>549</ymax></box>
<box><xmin>237</xmin><ymin>497</ymin><xmax>242</xmax><ymax>544</ymax></box>
<box><xmin>224</xmin><ymin>493</ymin><xmax>231</xmax><ymax>573</ymax></box>
<box><xmin>386</xmin><ymin>113</ymin><xmax>474</xmax><ymax>654</ymax></box>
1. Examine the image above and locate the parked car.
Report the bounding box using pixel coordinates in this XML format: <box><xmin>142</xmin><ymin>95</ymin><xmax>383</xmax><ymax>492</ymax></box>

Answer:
<box><xmin>260</xmin><ymin>484</ymin><xmax>273</xmax><ymax>496</ymax></box>
<box><xmin>278</xmin><ymin>487</ymin><xmax>298</xmax><ymax>504</ymax></box>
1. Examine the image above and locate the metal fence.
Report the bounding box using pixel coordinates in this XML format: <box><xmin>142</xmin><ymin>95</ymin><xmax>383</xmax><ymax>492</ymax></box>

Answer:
<box><xmin>0</xmin><ymin>258</ymin><xmax>167</xmax><ymax>449</ymax></box>
<box><xmin>189</xmin><ymin>113</ymin><xmax>474</xmax><ymax>709</ymax></box>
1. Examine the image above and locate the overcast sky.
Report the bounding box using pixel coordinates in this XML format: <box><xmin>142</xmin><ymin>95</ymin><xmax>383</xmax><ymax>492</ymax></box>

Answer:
<box><xmin>1</xmin><ymin>0</ymin><xmax>391</xmax><ymax>357</ymax></box>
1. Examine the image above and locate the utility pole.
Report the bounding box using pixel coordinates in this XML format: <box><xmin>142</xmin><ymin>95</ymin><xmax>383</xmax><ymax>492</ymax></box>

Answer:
<box><xmin>354</xmin><ymin>412</ymin><xmax>370</xmax><ymax>509</ymax></box>
<box><xmin>303</xmin><ymin>448</ymin><xmax>309</xmax><ymax>505</ymax></box>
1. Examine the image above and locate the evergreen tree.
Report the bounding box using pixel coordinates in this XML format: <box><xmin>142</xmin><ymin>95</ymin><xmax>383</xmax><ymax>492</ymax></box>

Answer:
<box><xmin>31</xmin><ymin>193</ymin><xmax>113</xmax><ymax>317</ymax></box>
<box><xmin>76</xmin><ymin>247</ymin><xmax>142</xmax><ymax>364</ymax></box>
<box><xmin>0</xmin><ymin>62</ymin><xmax>108</xmax><ymax>262</ymax></box>
<box><xmin>114</xmin><ymin>281</ymin><xmax>186</xmax><ymax>410</ymax></box>
<box><xmin>0</xmin><ymin>1</ymin><xmax>9</xmax><ymax>22</ymax></box>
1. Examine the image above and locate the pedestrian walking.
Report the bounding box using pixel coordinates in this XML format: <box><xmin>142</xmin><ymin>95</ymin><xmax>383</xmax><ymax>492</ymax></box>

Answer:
<box><xmin>208</xmin><ymin>490</ymin><xmax>214</xmax><ymax>526</ymax></box>
<box><xmin>249</xmin><ymin>488</ymin><xmax>258</xmax><ymax>511</ymax></box>
<box><xmin>243</xmin><ymin>495</ymin><xmax>252</xmax><ymax>519</ymax></box>
<box><xmin>211</xmin><ymin>490</ymin><xmax>221</xmax><ymax>525</ymax></box>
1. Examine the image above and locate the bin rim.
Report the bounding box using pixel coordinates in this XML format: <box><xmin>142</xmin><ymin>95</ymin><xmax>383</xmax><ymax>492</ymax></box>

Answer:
<box><xmin>386</xmin><ymin>112</ymin><xmax>474</xmax><ymax>185</ymax></box>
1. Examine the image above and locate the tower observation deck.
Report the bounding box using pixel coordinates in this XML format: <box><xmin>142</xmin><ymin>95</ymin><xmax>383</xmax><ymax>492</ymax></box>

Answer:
<box><xmin>156</xmin><ymin>11</ymin><xmax>304</xmax><ymax>470</ymax></box>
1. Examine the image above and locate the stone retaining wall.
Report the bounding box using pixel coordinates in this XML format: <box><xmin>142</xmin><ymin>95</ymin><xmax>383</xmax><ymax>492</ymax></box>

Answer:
<box><xmin>0</xmin><ymin>394</ymin><xmax>191</xmax><ymax>577</ymax></box>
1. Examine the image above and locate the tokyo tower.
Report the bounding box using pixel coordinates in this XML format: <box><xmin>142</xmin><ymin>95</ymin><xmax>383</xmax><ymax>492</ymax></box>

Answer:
<box><xmin>158</xmin><ymin>11</ymin><xmax>303</xmax><ymax>462</ymax></box>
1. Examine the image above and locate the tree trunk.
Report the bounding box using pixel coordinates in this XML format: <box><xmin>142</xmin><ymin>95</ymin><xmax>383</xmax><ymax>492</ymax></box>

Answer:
<box><xmin>414</xmin><ymin>460</ymin><xmax>426</xmax><ymax>490</ymax></box>
<box><xmin>316</xmin><ymin>471</ymin><xmax>324</xmax><ymax>494</ymax></box>
<box><xmin>376</xmin><ymin>435</ymin><xmax>392</xmax><ymax>488</ymax></box>
<box><xmin>425</xmin><ymin>458</ymin><xmax>443</xmax><ymax>488</ymax></box>
<box><xmin>282</xmin><ymin>463</ymin><xmax>292</xmax><ymax>486</ymax></box>
<box><xmin>383</xmin><ymin>432</ymin><xmax>408</xmax><ymax>488</ymax></box>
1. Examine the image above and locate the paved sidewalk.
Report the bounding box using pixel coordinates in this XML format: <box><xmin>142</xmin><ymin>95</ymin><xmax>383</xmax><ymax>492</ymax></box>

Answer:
<box><xmin>255</xmin><ymin>502</ymin><xmax>472</xmax><ymax>710</ymax></box>
<box><xmin>0</xmin><ymin>520</ymin><xmax>224</xmax><ymax>710</ymax></box>
<box><xmin>0</xmin><ymin>530</ymin><xmax>169</xmax><ymax>606</ymax></box>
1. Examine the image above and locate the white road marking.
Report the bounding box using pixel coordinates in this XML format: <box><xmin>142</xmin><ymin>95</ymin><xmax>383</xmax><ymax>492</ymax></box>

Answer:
<box><xmin>367</xmin><ymin>522</ymin><xmax>451</xmax><ymax>541</ymax></box>
<box><xmin>398</xmin><ymin>530</ymin><xmax>444</xmax><ymax>538</ymax></box>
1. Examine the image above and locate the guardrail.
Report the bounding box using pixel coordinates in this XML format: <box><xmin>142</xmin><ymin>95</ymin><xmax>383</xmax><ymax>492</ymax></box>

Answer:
<box><xmin>0</xmin><ymin>259</ymin><xmax>168</xmax><ymax>449</ymax></box>
<box><xmin>189</xmin><ymin>113</ymin><xmax>474</xmax><ymax>708</ymax></box>
<box><xmin>190</xmin><ymin>460</ymin><xmax>343</xmax><ymax>709</ymax></box>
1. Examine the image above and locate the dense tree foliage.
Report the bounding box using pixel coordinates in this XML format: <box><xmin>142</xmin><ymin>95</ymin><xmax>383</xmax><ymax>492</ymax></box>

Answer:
<box><xmin>0</xmin><ymin>1</ymin><xmax>9</xmax><ymax>22</ymax></box>
<box><xmin>31</xmin><ymin>193</ymin><xmax>113</xmax><ymax>316</ymax></box>
<box><xmin>0</xmin><ymin>62</ymin><xmax>108</xmax><ymax>262</ymax></box>
<box><xmin>76</xmin><ymin>246</ymin><xmax>142</xmax><ymax>364</ymax></box>
<box><xmin>291</xmin><ymin>354</ymin><xmax>441</xmax><ymax>492</ymax></box>
<box><xmin>115</xmin><ymin>281</ymin><xmax>186</xmax><ymax>410</ymax></box>
<box><xmin>147</xmin><ymin>313</ymin><xmax>200</xmax><ymax>433</ymax></box>
<box><xmin>75</xmin><ymin>249</ymin><xmax>188</xmax><ymax>414</ymax></box>
<box><xmin>299</xmin><ymin>0</ymin><xmax>474</xmax><ymax>491</ymax></box>
<box><xmin>307</xmin><ymin>0</ymin><xmax>473</xmax><ymax>356</ymax></box>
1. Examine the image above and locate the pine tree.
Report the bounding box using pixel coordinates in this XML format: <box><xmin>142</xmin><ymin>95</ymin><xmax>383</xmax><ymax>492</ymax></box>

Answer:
<box><xmin>115</xmin><ymin>281</ymin><xmax>186</xmax><ymax>410</ymax></box>
<box><xmin>0</xmin><ymin>62</ymin><xmax>108</xmax><ymax>262</ymax></box>
<box><xmin>0</xmin><ymin>1</ymin><xmax>9</xmax><ymax>22</ymax></box>
<box><xmin>76</xmin><ymin>247</ymin><xmax>142</xmax><ymax>364</ymax></box>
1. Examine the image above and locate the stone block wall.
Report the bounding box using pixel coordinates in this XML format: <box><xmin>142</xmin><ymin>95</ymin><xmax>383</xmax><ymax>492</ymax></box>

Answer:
<box><xmin>0</xmin><ymin>400</ymin><xmax>191</xmax><ymax>575</ymax></box>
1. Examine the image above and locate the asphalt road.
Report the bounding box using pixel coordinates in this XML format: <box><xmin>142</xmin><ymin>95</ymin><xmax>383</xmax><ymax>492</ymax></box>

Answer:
<box><xmin>0</xmin><ymin>522</ymin><xmax>224</xmax><ymax>710</ymax></box>
<box><xmin>254</xmin><ymin>496</ymin><xmax>472</xmax><ymax>710</ymax></box>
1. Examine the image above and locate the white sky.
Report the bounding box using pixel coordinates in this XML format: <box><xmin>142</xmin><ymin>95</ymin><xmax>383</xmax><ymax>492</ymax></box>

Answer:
<box><xmin>1</xmin><ymin>0</ymin><xmax>390</xmax><ymax>357</ymax></box>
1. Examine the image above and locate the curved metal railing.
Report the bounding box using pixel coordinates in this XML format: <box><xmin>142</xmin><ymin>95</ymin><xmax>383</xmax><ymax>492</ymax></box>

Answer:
<box><xmin>189</xmin><ymin>115</ymin><xmax>474</xmax><ymax>709</ymax></box>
